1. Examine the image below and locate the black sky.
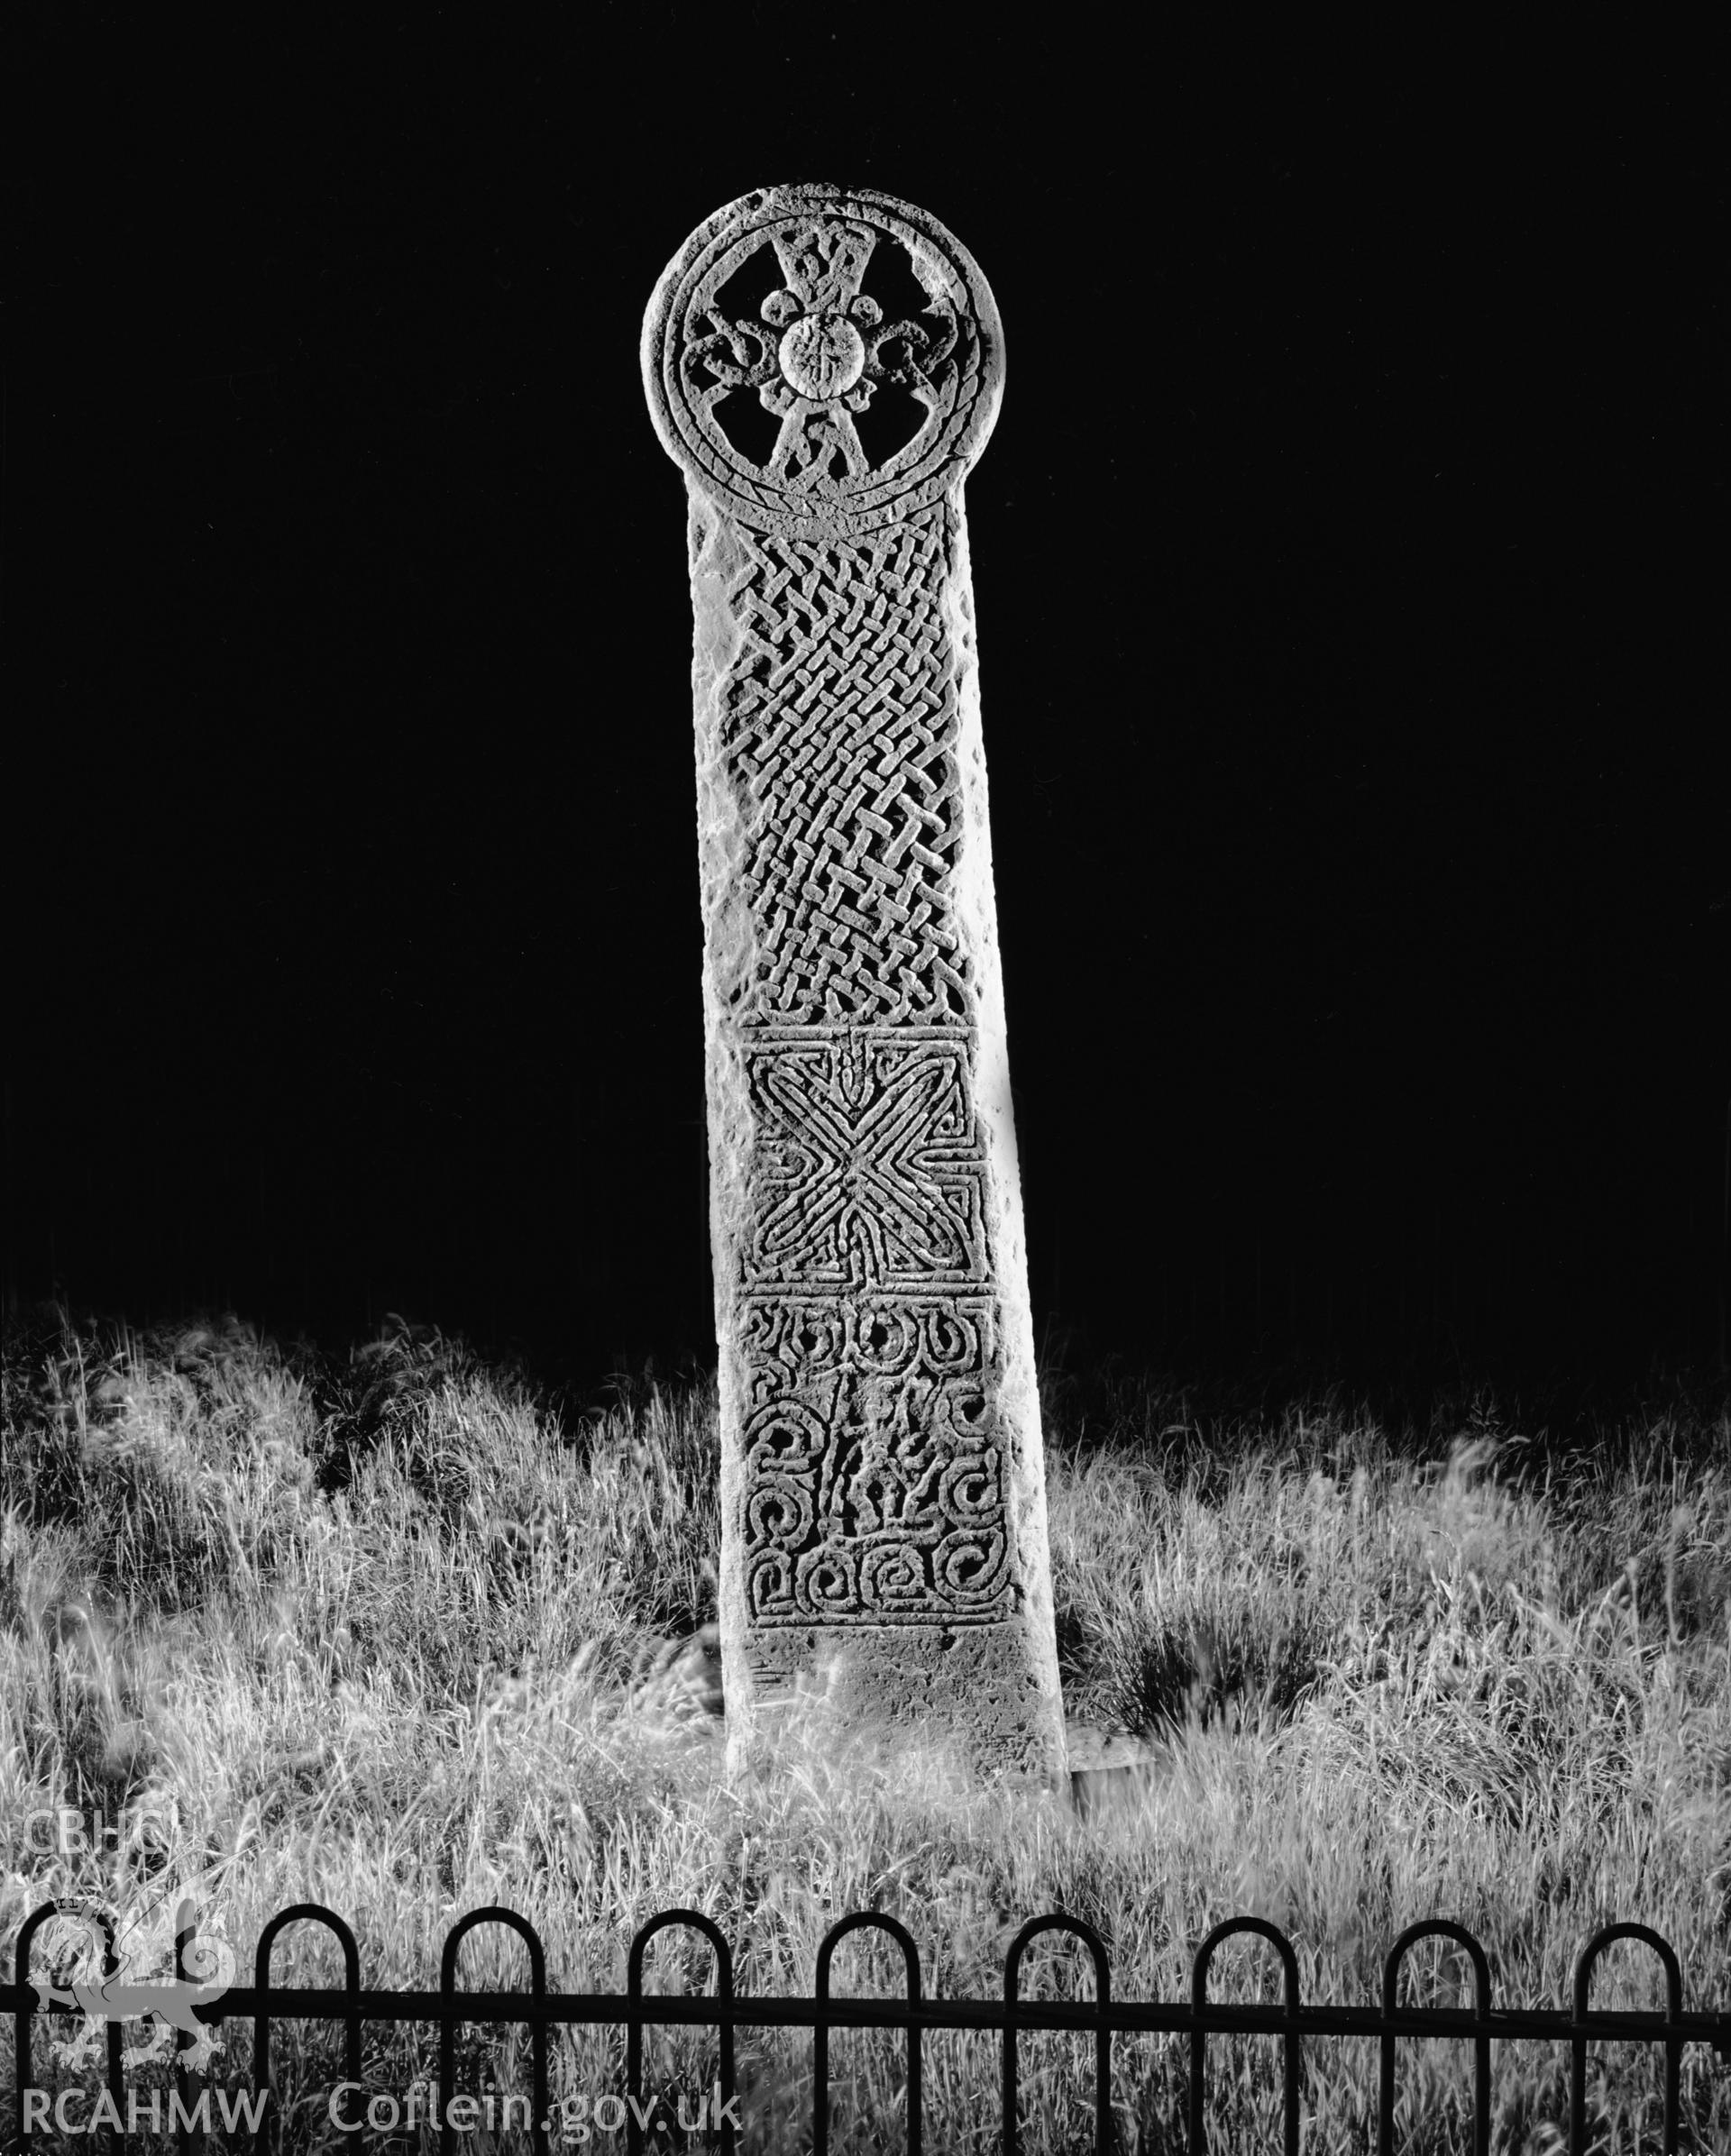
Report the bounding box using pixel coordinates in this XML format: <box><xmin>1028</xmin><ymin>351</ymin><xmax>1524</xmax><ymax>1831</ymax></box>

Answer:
<box><xmin>6</xmin><ymin>17</ymin><xmax>1726</xmax><ymax>1405</ymax></box>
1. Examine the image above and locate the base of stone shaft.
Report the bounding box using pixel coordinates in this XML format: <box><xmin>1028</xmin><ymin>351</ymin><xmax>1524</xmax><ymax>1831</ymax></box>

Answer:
<box><xmin>720</xmin><ymin>1619</ymin><xmax>1068</xmax><ymax>1795</ymax></box>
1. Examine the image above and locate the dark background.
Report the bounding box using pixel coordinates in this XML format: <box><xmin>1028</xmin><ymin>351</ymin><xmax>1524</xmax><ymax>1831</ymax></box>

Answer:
<box><xmin>6</xmin><ymin>16</ymin><xmax>1726</xmax><ymax>1409</ymax></box>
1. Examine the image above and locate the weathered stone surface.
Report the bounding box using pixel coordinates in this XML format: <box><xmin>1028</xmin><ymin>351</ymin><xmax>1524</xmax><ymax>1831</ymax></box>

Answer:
<box><xmin>642</xmin><ymin>186</ymin><xmax>1066</xmax><ymax>1791</ymax></box>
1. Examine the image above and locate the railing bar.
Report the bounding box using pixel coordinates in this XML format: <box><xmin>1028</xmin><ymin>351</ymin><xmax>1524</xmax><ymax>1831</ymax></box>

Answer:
<box><xmin>176</xmin><ymin>1901</ymin><xmax>199</xmax><ymax>2156</ymax></box>
<box><xmin>1570</xmin><ymin>2020</ymin><xmax>1585</xmax><ymax>2156</ymax></box>
<box><xmin>1000</xmin><ymin>1913</ymin><xmax>1108</xmax><ymax>2156</ymax></box>
<box><xmin>13</xmin><ymin>1983</ymin><xmax>26</xmax><ymax>2155</ymax></box>
<box><xmin>1378</xmin><ymin>2012</ymin><xmax>1395</xmax><ymax>2156</ymax></box>
<box><xmin>1664</xmin><ymin>2033</ymin><xmax>1681</xmax><ymax>2154</ymax></box>
<box><xmin>1476</xmin><ymin>2027</ymin><xmax>1491</xmax><ymax>2156</ymax></box>
<box><xmin>248</xmin><ymin>1903</ymin><xmax>362</xmax><ymax>2156</ymax></box>
<box><xmin>814</xmin><ymin>2000</ymin><xmax>829</xmax><ymax>2156</ymax></box>
<box><xmin>626</xmin><ymin>1911</ymin><xmax>731</xmax><ymax>2156</ymax></box>
<box><xmin>1187</xmin><ymin>2007</ymin><xmax>1206</xmax><ymax>2152</ymax></box>
<box><xmin>1001</xmin><ymin>1968</ymin><xmax>1018</xmax><ymax>2156</ymax></box>
<box><xmin>1095</xmin><ymin>1994</ymin><xmax>1112</xmax><ymax>2156</ymax></box>
<box><xmin>719</xmin><ymin>1939</ymin><xmax>737</xmax><ymax>2156</ymax></box>
<box><xmin>105</xmin><ymin>1923</ymin><xmax>124</xmax><ymax>2156</ymax></box>
<box><xmin>9</xmin><ymin>1986</ymin><xmax>1723</xmax><ymax>2043</ymax></box>
<box><xmin>1285</xmin><ymin>2014</ymin><xmax>1300</xmax><ymax>2156</ymax></box>
<box><xmin>907</xmin><ymin>1997</ymin><xmax>922</xmax><ymax>2156</ymax></box>
<box><xmin>438</xmin><ymin>1966</ymin><xmax>454</xmax><ymax>2156</ymax></box>
<box><xmin>533</xmin><ymin>1979</ymin><xmax>550</xmax><ymax>2156</ymax></box>
<box><xmin>9</xmin><ymin>1897</ymin><xmax>1728</xmax><ymax>2155</ymax></box>
<box><xmin>625</xmin><ymin>1996</ymin><xmax>642</xmax><ymax>2156</ymax></box>
<box><xmin>811</xmin><ymin>1911</ymin><xmax>924</xmax><ymax>2156</ymax></box>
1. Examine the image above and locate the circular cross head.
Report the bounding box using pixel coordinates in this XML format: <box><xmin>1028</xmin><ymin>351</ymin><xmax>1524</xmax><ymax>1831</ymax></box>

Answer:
<box><xmin>642</xmin><ymin>184</ymin><xmax>1004</xmax><ymax>538</ymax></box>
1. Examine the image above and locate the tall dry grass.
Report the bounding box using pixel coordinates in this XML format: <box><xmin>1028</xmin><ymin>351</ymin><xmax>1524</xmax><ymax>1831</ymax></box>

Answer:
<box><xmin>2</xmin><ymin>1303</ymin><xmax>1727</xmax><ymax>2151</ymax></box>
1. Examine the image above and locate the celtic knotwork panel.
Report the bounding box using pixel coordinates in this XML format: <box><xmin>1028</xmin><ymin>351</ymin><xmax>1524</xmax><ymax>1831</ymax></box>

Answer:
<box><xmin>743</xmin><ymin>1030</ymin><xmax>987</xmax><ymax>1287</ymax></box>
<box><xmin>719</xmin><ymin>502</ymin><xmax>969</xmax><ymax>1026</ymax></box>
<box><xmin>740</xmin><ymin>1296</ymin><xmax>1011</xmax><ymax>1626</ymax></box>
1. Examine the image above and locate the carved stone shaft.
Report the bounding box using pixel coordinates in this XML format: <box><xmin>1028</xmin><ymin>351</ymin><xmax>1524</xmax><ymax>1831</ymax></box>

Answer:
<box><xmin>643</xmin><ymin>185</ymin><xmax>1065</xmax><ymax>1789</ymax></box>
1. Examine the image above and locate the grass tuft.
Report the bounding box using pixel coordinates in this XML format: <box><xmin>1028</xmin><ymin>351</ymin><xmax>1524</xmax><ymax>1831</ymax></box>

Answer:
<box><xmin>3</xmin><ymin>1302</ymin><xmax>1726</xmax><ymax>2151</ymax></box>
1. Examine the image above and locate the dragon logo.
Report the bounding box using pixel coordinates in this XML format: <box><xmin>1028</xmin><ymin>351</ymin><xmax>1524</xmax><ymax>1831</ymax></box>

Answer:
<box><xmin>31</xmin><ymin>1870</ymin><xmax>236</xmax><ymax>2074</ymax></box>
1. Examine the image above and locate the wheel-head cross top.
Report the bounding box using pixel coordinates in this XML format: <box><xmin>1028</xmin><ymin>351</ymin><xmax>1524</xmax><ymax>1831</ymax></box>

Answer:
<box><xmin>642</xmin><ymin>185</ymin><xmax>1003</xmax><ymax>536</ymax></box>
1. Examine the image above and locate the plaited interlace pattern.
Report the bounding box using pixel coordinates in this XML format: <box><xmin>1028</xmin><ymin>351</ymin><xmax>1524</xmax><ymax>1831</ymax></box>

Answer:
<box><xmin>719</xmin><ymin>501</ymin><xmax>968</xmax><ymax>1028</ymax></box>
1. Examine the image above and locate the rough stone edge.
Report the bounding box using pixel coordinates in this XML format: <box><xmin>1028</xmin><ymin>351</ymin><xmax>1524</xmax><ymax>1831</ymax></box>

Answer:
<box><xmin>683</xmin><ymin>483</ymin><xmax>759</xmax><ymax>1770</ymax></box>
<box><xmin>943</xmin><ymin>493</ymin><xmax>1067</xmax><ymax>1786</ymax></box>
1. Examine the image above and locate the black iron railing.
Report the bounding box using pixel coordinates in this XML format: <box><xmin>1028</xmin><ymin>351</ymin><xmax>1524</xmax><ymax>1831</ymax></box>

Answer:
<box><xmin>7</xmin><ymin>1898</ymin><xmax>1729</xmax><ymax>2153</ymax></box>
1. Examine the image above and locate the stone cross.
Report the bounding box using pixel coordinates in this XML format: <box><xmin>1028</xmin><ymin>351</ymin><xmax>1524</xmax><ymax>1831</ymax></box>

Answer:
<box><xmin>642</xmin><ymin>185</ymin><xmax>1066</xmax><ymax>1791</ymax></box>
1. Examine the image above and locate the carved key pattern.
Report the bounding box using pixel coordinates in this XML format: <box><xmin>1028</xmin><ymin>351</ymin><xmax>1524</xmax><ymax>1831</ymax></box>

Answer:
<box><xmin>741</xmin><ymin>1032</ymin><xmax>987</xmax><ymax>1290</ymax></box>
